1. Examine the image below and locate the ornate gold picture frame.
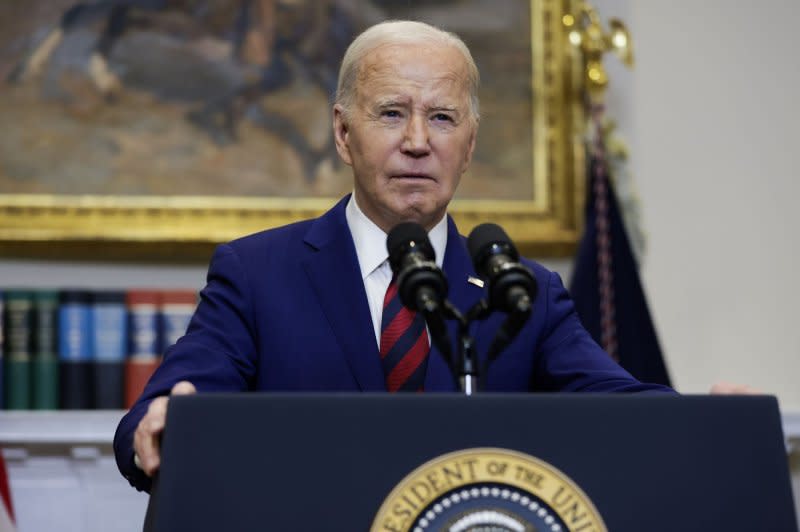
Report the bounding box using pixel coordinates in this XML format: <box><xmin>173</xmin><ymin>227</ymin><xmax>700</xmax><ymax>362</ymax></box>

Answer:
<box><xmin>0</xmin><ymin>0</ymin><xmax>584</xmax><ymax>260</ymax></box>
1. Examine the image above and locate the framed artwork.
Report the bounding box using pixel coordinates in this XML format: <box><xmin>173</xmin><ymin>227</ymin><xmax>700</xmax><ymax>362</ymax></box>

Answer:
<box><xmin>0</xmin><ymin>0</ymin><xmax>585</xmax><ymax>260</ymax></box>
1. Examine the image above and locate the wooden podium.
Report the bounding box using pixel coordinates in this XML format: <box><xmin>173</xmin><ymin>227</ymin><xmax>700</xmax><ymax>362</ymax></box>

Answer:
<box><xmin>145</xmin><ymin>394</ymin><xmax>797</xmax><ymax>531</ymax></box>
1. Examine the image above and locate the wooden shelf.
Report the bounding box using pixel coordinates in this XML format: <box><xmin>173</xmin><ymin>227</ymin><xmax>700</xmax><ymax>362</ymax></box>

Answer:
<box><xmin>0</xmin><ymin>410</ymin><xmax>126</xmax><ymax>445</ymax></box>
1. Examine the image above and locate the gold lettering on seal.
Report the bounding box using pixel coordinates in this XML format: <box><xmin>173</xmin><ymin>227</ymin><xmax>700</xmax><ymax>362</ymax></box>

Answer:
<box><xmin>371</xmin><ymin>448</ymin><xmax>607</xmax><ymax>532</ymax></box>
<box><xmin>486</xmin><ymin>460</ymin><xmax>509</xmax><ymax>476</ymax></box>
<box><xmin>514</xmin><ymin>464</ymin><xmax>545</xmax><ymax>489</ymax></box>
<box><xmin>551</xmin><ymin>484</ymin><xmax>596</xmax><ymax>531</ymax></box>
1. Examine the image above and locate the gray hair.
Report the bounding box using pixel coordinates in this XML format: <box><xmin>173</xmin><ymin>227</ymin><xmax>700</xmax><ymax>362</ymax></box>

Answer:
<box><xmin>335</xmin><ymin>20</ymin><xmax>480</xmax><ymax>123</ymax></box>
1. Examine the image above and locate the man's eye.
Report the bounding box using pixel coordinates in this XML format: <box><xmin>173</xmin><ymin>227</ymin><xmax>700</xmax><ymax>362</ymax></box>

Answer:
<box><xmin>382</xmin><ymin>110</ymin><xmax>401</xmax><ymax>118</ymax></box>
<box><xmin>433</xmin><ymin>113</ymin><xmax>453</xmax><ymax>122</ymax></box>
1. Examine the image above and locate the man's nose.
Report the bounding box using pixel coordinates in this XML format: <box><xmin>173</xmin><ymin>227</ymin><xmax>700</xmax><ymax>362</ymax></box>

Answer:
<box><xmin>401</xmin><ymin>115</ymin><xmax>431</xmax><ymax>157</ymax></box>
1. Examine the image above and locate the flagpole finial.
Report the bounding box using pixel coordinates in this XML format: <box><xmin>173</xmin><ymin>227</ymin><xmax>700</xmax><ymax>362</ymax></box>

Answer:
<box><xmin>564</xmin><ymin>2</ymin><xmax>634</xmax><ymax>104</ymax></box>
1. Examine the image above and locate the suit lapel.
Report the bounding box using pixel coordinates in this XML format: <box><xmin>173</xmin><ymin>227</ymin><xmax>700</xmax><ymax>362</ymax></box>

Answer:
<box><xmin>301</xmin><ymin>197</ymin><xmax>385</xmax><ymax>391</ymax></box>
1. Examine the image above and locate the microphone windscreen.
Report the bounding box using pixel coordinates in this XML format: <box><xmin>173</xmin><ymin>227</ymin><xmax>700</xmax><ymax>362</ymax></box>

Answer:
<box><xmin>386</xmin><ymin>222</ymin><xmax>435</xmax><ymax>272</ymax></box>
<box><xmin>467</xmin><ymin>223</ymin><xmax>519</xmax><ymax>268</ymax></box>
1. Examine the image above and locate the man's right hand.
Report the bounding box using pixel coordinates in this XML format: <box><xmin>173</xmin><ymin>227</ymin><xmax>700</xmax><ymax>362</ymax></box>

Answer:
<box><xmin>133</xmin><ymin>380</ymin><xmax>196</xmax><ymax>477</ymax></box>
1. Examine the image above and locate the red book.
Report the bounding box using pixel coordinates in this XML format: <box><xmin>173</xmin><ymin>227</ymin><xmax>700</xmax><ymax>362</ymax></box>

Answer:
<box><xmin>124</xmin><ymin>290</ymin><xmax>161</xmax><ymax>409</ymax></box>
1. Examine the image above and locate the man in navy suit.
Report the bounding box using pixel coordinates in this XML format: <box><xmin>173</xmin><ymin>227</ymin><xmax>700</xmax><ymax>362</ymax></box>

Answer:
<box><xmin>115</xmin><ymin>19</ymin><xmax>675</xmax><ymax>492</ymax></box>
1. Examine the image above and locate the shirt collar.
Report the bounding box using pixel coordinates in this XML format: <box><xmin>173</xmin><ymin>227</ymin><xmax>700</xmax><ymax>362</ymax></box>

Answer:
<box><xmin>345</xmin><ymin>193</ymin><xmax>448</xmax><ymax>279</ymax></box>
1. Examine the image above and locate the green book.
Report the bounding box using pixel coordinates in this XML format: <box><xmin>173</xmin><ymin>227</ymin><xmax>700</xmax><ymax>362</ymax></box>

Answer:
<box><xmin>4</xmin><ymin>289</ymin><xmax>33</xmax><ymax>409</ymax></box>
<box><xmin>32</xmin><ymin>290</ymin><xmax>59</xmax><ymax>410</ymax></box>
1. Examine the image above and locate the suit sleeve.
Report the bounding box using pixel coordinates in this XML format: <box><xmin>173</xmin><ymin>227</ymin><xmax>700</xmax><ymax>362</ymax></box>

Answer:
<box><xmin>531</xmin><ymin>269</ymin><xmax>674</xmax><ymax>393</ymax></box>
<box><xmin>114</xmin><ymin>243</ymin><xmax>260</xmax><ymax>492</ymax></box>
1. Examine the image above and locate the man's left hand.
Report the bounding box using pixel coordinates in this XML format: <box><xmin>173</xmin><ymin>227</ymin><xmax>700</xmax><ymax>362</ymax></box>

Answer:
<box><xmin>710</xmin><ymin>381</ymin><xmax>762</xmax><ymax>394</ymax></box>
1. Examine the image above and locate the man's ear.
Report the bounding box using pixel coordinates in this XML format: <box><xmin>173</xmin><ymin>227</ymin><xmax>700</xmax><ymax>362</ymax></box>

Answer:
<box><xmin>460</xmin><ymin>124</ymin><xmax>478</xmax><ymax>174</ymax></box>
<box><xmin>333</xmin><ymin>104</ymin><xmax>353</xmax><ymax>166</ymax></box>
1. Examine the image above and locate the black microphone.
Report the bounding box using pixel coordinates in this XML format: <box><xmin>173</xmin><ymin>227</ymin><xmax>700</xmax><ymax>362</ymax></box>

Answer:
<box><xmin>386</xmin><ymin>222</ymin><xmax>455</xmax><ymax>372</ymax></box>
<box><xmin>387</xmin><ymin>222</ymin><xmax>448</xmax><ymax>313</ymax></box>
<box><xmin>468</xmin><ymin>223</ymin><xmax>538</xmax><ymax>365</ymax></box>
<box><xmin>467</xmin><ymin>223</ymin><xmax>537</xmax><ymax>314</ymax></box>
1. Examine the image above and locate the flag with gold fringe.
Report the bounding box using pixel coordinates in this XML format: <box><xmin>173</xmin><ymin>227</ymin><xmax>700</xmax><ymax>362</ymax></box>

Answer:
<box><xmin>569</xmin><ymin>102</ymin><xmax>672</xmax><ymax>387</ymax></box>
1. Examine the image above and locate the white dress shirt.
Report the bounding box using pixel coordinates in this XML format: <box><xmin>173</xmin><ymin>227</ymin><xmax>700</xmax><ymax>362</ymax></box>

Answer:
<box><xmin>345</xmin><ymin>193</ymin><xmax>448</xmax><ymax>347</ymax></box>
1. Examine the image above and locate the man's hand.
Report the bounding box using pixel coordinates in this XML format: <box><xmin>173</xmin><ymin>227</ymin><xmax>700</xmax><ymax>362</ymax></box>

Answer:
<box><xmin>133</xmin><ymin>380</ymin><xmax>196</xmax><ymax>477</ymax></box>
<box><xmin>710</xmin><ymin>381</ymin><xmax>762</xmax><ymax>395</ymax></box>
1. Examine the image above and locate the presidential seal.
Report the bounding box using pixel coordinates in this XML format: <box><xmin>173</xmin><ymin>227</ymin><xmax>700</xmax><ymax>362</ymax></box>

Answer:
<box><xmin>371</xmin><ymin>448</ymin><xmax>606</xmax><ymax>532</ymax></box>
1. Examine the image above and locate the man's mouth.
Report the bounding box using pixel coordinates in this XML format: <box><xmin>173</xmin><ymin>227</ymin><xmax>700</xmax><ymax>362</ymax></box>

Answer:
<box><xmin>392</xmin><ymin>173</ymin><xmax>434</xmax><ymax>180</ymax></box>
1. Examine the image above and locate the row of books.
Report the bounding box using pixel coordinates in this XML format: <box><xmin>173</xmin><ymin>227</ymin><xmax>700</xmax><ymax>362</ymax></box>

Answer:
<box><xmin>1</xmin><ymin>288</ymin><xmax>197</xmax><ymax>411</ymax></box>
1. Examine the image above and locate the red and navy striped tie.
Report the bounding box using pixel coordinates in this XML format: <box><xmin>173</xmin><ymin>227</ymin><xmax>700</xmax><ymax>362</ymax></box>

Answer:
<box><xmin>379</xmin><ymin>279</ymin><xmax>429</xmax><ymax>392</ymax></box>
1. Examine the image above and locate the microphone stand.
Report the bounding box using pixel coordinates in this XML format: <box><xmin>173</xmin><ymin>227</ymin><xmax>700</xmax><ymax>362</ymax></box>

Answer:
<box><xmin>442</xmin><ymin>300</ymin><xmax>491</xmax><ymax>395</ymax></box>
<box><xmin>440</xmin><ymin>296</ymin><xmax>532</xmax><ymax>395</ymax></box>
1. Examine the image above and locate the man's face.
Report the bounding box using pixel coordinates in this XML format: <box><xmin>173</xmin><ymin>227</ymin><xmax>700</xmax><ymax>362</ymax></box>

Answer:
<box><xmin>333</xmin><ymin>42</ymin><xmax>478</xmax><ymax>232</ymax></box>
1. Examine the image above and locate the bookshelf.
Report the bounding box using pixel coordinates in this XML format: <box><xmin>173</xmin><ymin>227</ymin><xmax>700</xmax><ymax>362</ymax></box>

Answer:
<box><xmin>0</xmin><ymin>410</ymin><xmax>125</xmax><ymax>444</ymax></box>
<box><xmin>1</xmin><ymin>287</ymin><xmax>197</xmax><ymax>411</ymax></box>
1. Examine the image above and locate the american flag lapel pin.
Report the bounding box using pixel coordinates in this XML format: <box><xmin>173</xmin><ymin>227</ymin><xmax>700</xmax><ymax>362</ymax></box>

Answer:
<box><xmin>467</xmin><ymin>276</ymin><xmax>484</xmax><ymax>288</ymax></box>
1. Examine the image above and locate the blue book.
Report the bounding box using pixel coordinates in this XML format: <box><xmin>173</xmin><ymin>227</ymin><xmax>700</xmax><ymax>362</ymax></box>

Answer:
<box><xmin>58</xmin><ymin>290</ymin><xmax>92</xmax><ymax>409</ymax></box>
<box><xmin>92</xmin><ymin>291</ymin><xmax>127</xmax><ymax>409</ymax></box>
<box><xmin>159</xmin><ymin>290</ymin><xmax>197</xmax><ymax>354</ymax></box>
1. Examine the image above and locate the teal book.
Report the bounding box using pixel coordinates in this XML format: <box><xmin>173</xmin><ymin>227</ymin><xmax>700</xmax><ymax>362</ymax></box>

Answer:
<box><xmin>4</xmin><ymin>290</ymin><xmax>33</xmax><ymax>410</ymax></box>
<box><xmin>32</xmin><ymin>290</ymin><xmax>59</xmax><ymax>410</ymax></box>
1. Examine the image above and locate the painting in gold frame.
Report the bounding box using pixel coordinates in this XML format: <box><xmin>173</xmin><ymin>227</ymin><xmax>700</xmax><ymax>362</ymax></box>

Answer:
<box><xmin>0</xmin><ymin>0</ymin><xmax>584</xmax><ymax>260</ymax></box>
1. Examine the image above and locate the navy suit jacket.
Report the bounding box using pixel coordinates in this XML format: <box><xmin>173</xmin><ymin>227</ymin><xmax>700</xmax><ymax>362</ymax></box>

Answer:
<box><xmin>115</xmin><ymin>195</ymin><xmax>672</xmax><ymax>491</ymax></box>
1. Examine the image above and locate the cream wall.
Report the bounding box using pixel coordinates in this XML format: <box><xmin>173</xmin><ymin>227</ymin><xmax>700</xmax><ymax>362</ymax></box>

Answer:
<box><xmin>588</xmin><ymin>0</ymin><xmax>800</xmax><ymax>407</ymax></box>
<box><xmin>629</xmin><ymin>1</ymin><xmax>800</xmax><ymax>407</ymax></box>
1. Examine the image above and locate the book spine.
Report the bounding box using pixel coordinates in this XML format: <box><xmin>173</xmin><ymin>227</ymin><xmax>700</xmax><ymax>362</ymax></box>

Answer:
<box><xmin>4</xmin><ymin>290</ymin><xmax>33</xmax><ymax>410</ymax></box>
<box><xmin>58</xmin><ymin>290</ymin><xmax>93</xmax><ymax>410</ymax></box>
<box><xmin>91</xmin><ymin>291</ymin><xmax>127</xmax><ymax>410</ymax></box>
<box><xmin>124</xmin><ymin>290</ymin><xmax>161</xmax><ymax>409</ymax></box>
<box><xmin>159</xmin><ymin>290</ymin><xmax>197</xmax><ymax>353</ymax></box>
<box><xmin>32</xmin><ymin>290</ymin><xmax>59</xmax><ymax>410</ymax></box>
